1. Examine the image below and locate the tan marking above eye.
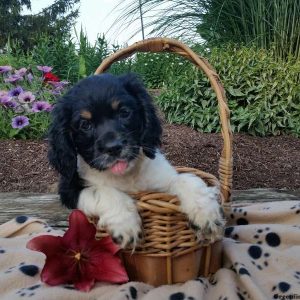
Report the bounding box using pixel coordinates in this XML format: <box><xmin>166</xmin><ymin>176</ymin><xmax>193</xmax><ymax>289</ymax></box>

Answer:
<box><xmin>80</xmin><ymin>110</ymin><xmax>92</xmax><ymax>119</ymax></box>
<box><xmin>111</xmin><ymin>100</ymin><xmax>120</xmax><ymax>110</ymax></box>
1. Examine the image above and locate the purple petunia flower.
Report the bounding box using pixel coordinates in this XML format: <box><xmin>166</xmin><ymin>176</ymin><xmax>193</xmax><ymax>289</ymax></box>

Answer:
<box><xmin>0</xmin><ymin>95</ymin><xmax>18</xmax><ymax>110</ymax></box>
<box><xmin>11</xmin><ymin>116</ymin><xmax>29</xmax><ymax>129</ymax></box>
<box><xmin>27</xmin><ymin>73</ymin><xmax>34</xmax><ymax>82</ymax></box>
<box><xmin>37</xmin><ymin>65</ymin><xmax>53</xmax><ymax>73</ymax></box>
<box><xmin>4</xmin><ymin>74</ymin><xmax>23</xmax><ymax>84</ymax></box>
<box><xmin>5</xmin><ymin>100</ymin><xmax>18</xmax><ymax>109</ymax></box>
<box><xmin>8</xmin><ymin>86</ymin><xmax>24</xmax><ymax>97</ymax></box>
<box><xmin>15</xmin><ymin>67</ymin><xmax>27</xmax><ymax>76</ymax></box>
<box><xmin>32</xmin><ymin>101</ymin><xmax>52</xmax><ymax>112</ymax></box>
<box><xmin>18</xmin><ymin>91</ymin><xmax>35</xmax><ymax>103</ymax></box>
<box><xmin>0</xmin><ymin>95</ymin><xmax>12</xmax><ymax>105</ymax></box>
<box><xmin>0</xmin><ymin>66</ymin><xmax>12</xmax><ymax>73</ymax></box>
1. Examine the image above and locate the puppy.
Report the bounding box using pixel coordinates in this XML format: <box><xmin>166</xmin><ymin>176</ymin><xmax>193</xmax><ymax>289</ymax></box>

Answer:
<box><xmin>48</xmin><ymin>73</ymin><xmax>224</xmax><ymax>248</ymax></box>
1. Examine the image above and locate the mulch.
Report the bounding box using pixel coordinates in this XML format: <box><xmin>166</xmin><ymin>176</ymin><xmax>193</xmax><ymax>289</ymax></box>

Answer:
<box><xmin>0</xmin><ymin>123</ymin><xmax>299</xmax><ymax>193</ymax></box>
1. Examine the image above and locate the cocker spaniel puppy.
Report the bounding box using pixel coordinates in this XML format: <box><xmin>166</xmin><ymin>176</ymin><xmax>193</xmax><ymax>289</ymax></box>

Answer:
<box><xmin>48</xmin><ymin>73</ymin><xmax>224</xmax><ymax>248</ymax></box>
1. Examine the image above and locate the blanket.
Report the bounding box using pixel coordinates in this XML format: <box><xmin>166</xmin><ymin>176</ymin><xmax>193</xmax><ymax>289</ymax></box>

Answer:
<box><xmin>1</xmin><ymin>200</ymin><xmax>300</xmax><ymax>300</ymax></box>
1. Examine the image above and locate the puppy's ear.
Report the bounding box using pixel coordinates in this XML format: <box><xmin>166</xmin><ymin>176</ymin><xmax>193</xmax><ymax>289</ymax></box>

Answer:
<box><xmin>120</xmin><ymin>73</ymin><xmax>162</xmax><ymax>159</ymax></box>
<box><xmin>47</xmin><ymin>98</ymin><xmax>77</xmax><ymax>178</ymax></box>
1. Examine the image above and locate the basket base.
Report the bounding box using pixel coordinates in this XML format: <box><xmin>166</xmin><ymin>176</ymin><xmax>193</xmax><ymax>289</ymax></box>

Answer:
<box><xmin>121</xmin><ymin>241</ymin><xmax>223</xmax><ymax>286</ymax></box>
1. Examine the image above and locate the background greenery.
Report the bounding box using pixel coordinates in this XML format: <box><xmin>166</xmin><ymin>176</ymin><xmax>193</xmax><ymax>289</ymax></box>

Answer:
<box><xmin>116</xmin><ymin>0</ymin><xmax>300</xmax><ymax>61</ymax></box>
<box><xmin>0</xmin><ymin>0</ymin><xmax>79</xmax><ymax>50</ymax></box>
<box><xmin>1</xmin><ymin>33</ymin><xmax>299</xmax><ymax>139</ymax></box>
<box><xmin>0</xmin><ymin>0</ymin><xmax>299</xmax><ymax>139</ymax></box>
<box><xmin>157</xmin><ymin>45</ymin><xmax>300</xmax><ymax>136</ymax></box>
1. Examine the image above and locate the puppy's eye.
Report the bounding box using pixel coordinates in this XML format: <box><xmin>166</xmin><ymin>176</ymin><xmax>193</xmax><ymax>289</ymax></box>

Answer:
<box><xmin>80</xmin><ymin>119</ymin><xmax>92</xmax><ymax>131</ymax></box>
<box><xmin>119</xmin><ymin>107</ymin><xmax>131</xmax><ymax>119</ymax></box>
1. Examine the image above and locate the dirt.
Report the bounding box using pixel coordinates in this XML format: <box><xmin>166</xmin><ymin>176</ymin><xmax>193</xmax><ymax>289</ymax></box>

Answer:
<box><xmin>0</xmin><ymin>123</ymin><xmax>299</xmax><ymax>193</ymax></box>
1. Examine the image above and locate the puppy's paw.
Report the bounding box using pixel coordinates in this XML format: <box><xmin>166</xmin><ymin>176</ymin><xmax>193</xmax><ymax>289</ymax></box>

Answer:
<box><xmin>189</xmin><ymin>201</ymin><xmax>225</xmax><ymax>243</ymax></box>
<box><xmin>99</xmin><ymin>210</ymin><xmax>142</xmax><ymax>249</ymax></box>
<box><xmin>181</xmin><ymin>185</ymin><xmax>225</xmax><ymax>242</ymax></box>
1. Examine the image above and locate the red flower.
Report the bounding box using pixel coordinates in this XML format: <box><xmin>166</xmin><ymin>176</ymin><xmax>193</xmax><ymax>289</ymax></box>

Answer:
<box><xmin>43</xmin><ymin>72</ymin><xmax>60</xmax><ymax>82</ymax></box>
<box><xmin>26</xmin><ymin>210</ymin><xmax>128</xmax><ymax>292</ymax></box>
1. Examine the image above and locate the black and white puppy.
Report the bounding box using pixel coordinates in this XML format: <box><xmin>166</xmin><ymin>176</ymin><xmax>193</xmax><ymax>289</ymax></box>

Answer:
<box><xmin>48</xmin><ymin>73</ymin><xmax>224</xmax><ymax>248</ymax></box>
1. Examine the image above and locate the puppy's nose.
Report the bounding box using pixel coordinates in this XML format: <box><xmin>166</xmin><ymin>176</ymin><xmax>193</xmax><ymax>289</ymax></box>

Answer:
<box><xmin>104</xmin><ymin>140</ymin><xmax>124</xmax><ymax>156</ymax></box>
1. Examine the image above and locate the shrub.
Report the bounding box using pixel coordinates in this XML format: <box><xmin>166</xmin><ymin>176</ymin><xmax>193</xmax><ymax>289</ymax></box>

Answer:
<box><xmin>131</xmin><ymin>52</ymin><xmax>187</xmax><ymax>88</ymax></box>
<box><xmin>156</xmin><ymin>45</ymin><xmax>300</xmax><ymax>136</ymax></box>
<box><xmin>0</xmin><ymin>65</ymin><xmax>69</xmax><ymax>139</ymax></box>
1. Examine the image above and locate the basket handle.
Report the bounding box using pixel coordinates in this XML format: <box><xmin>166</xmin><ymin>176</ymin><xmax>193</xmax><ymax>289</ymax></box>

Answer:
<box><xmin>94</xmin><ymin>37</ymin><xmax>233</xmax><ymax>203</ymax></box>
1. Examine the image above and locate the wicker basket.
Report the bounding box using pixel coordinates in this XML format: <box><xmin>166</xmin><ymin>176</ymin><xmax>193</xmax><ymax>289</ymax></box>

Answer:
<box><xmin>94</xmin><ymin>38</ymin><xmax>233</xmax><ymax>287</ymax></box>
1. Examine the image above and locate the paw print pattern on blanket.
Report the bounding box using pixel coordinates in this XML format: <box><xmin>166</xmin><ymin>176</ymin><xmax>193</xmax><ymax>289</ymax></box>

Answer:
<box><xmin>294</xmin><ymin>271</ymin><xmax>300</xmax><ymax>283</ymax></box>
<box><xmin>236</xmin><ymin>286</ymin><xmax>250</xmax><ymax>300</ymax></box>
<box><xmin>231</xmin><ymin>262</ymin><xmax>251</xmax><ymax>276</ymax></box>
<box><xmin>169</xmin><ymin>292</ymin><xmax>196</xmax><ymax>300</ymax></box>
<box><xmin>194</xmin><ymin>277</ymin><xmax>209</xmax><ymax>293</ymax></box>
<box><xmin>229</xmin><ymin>208</ymin><xmax>249</xmax><ymax>225</ymax></box>
<box><xmin>16</xmin><ymin>284</ymin><xmax>41</xmax><ymax>298</ymax></box>
<box><xmin>4</xmin><ymin>262</ymin><xmax>39</xmax><ymax>277</ymax></box>
<box><xmin>224</xmin><ymin>226</ymin><xmax>240</xmax><ymax>241</ymax></box>
<box><xmin>15</xmin><ymin>215</ymin><xmax>28</xmax><ymax>224</ymax></box>
<box><xmin>272</xmin><ymin>281</ymin><xmax>292</xmax><ymax>298</ymax></box>
<box><xmin>4</xmin><ymin>261</ymin><xmax>25</xmax><ymax>274</ymax></box>
<box><xmin>19</xmin><ymin>265</ymin><xmax>39</xmax><ymax>277</ymax></box>
<box><xmin>253</xmin><ymin>227</ymin><xmax>281</xmax><ymax>247</ymax></box>
<box><xmin>290</xmin><ymin>203</ymin><xmax>300</xmax><ymax>215</ymax></box>
<box><xmin>120</xmin><ymin>285</ymin><xmax>151</xmax><ymax>299</ymax></box>
<box><xmin>248</xmin><ymin>245</ymin><xmax>271</xmax><ymax>270</ymax></box>
<box><xmin>43</xmin><ymin>224</ymin><xmax>53</xmax><ymax>233</ymax></box>
<box><xmin>1</xmin><ymin>202</ymin><xmax>300</xmax><ymax>299</ymax></box>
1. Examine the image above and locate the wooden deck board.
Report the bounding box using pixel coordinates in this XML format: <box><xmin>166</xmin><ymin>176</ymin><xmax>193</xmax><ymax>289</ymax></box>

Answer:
<box><xmin>0</xmin><ymin>189</ymin><xmax>299</xmax><ymax>229</ymax></box>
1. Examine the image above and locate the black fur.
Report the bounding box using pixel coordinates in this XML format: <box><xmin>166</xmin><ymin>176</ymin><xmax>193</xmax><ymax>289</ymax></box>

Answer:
<box><xmin>48</xmin><ymin>73</ymin><xmax>162</xmax><ymax>209</ymax></box>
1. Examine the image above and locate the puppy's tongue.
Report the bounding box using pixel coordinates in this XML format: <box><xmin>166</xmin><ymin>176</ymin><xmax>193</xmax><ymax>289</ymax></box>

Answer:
<box><xmin>110</xmin><ymin>160</ymin><xmax>128</xmax><ymax>175</ymax></box>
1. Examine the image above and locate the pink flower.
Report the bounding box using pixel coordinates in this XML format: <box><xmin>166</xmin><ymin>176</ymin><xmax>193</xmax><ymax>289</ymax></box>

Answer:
<box><xmin>0</xmin><ymin>66</ymin><xmax>12</xmax><ymax>73</ymax></box>
<box><xmin>18</xmin><ymin>91</ymin><xmax>35</xmax><ymax>103</ymax></box>
<box><xmin>4</xmin><ymin>74</ymin><xmax>23</xmax><ymax>84</ymax></box>
<box><xmin>0</xmin><ymin>95</ymin><xmax>12</xmax><ymax>105</ymax></box>
<box><xmin>26</xmin><ymin>210</ymin><xmax>128</xmax><ymax>292</ymax></box>
<box><xmin>32</xmin><ymin>101</ymin><xmax>52</xmax><ymax>112</ymax></box>
<box><xmin>27</xmin><ymin>73</ymin><xmax>34</xmax><ymax>82</ymax></box>
<box><xmin>37</xmin><ymin>66</ymin><xmax>53</xmax><ymax>73</ymax></box>
<box><xmin>15</xmin><ymin>68</ymin><xmax>27</xmax><ymax>76</ymax></box>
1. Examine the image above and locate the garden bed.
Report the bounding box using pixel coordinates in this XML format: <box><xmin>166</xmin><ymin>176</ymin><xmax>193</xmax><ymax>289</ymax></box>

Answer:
<box><xmin>0</xmin><ymin>123</ymin><xmax>299</xmax><ymax>193</ymax></box>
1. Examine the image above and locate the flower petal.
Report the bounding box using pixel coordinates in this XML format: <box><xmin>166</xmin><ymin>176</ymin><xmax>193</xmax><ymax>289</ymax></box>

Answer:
<box><xmin>26</xmin><ymin>235</ymin><xmax>64</xmax><ymax>257</ymax></box>
<box><xmin>74</xmin><ymin>277</ymin><xmax>95</xmax><ymax>292</ymax></box>
<box><xmin>41</xmin><ymin>255</ymin><xmax>78</xmax><ymax>286</ymax></box>
<box><xmin>63</xmin><ymin>210</ymin><xmax>96</xmax><ymax>249</ymax></box>
<box><xmin>89</xmin><ymin>251</ymin><xmax>129</xmax><ymax>283</ymax></box>
<box><xmin>89</xmin><ymin>237</ymin><xmax>120</xmax><ymax>256</ymax></box>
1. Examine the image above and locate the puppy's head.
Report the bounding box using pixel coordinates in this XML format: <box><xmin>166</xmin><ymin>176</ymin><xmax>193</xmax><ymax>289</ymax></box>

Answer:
<box><xmin>48</xmin><ymin>73</ymin><xmax>162</xmax><ymax>177</ymax></box>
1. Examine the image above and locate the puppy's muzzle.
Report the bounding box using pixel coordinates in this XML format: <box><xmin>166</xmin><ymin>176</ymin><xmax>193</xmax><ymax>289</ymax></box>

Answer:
<box><xmin>102</xmin><ymin>139</ymin><xmax>127</xmax><ymax>156</ymax></box>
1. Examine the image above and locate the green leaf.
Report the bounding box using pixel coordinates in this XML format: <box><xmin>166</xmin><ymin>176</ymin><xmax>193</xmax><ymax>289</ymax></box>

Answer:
<box><xmin>227</xmin><ymin>86</ymin><xmax>245</xmax><ymax>97</ymax></box>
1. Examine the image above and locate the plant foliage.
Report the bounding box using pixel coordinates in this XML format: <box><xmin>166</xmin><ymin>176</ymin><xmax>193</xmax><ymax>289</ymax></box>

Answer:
<box><xmin>156</xmin><ymin>45</ymin><xmax>300</xmax><ymax>136</ymax></box>
<box><xmin>115</xmin><ymin>0</ymin><xmax>300</xmax><ymax>60</ymax></box>
<box><xmin>0</xmin><ymin>0</ymin><xmax>80</xmax><ymax>50</ymax></box>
